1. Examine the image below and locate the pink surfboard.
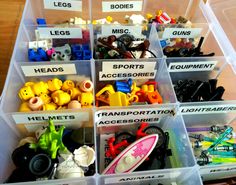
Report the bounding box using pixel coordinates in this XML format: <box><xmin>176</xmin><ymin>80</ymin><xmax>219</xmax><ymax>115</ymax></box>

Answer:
<box><xmin>102</xmin><ymin>134</ymin><xmax>158</xmax><ymax>174</ymax></box>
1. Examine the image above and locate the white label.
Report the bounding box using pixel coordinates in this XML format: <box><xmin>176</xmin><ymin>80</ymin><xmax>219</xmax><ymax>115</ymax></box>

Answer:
<box><xmin>24</xmin><ymin>122</ymin><xmax>78</xmax><ymax>132</ymax></box>
<box><xmin>162</xmin><ymin>28</ymin><xmax>202</xmax><ymax>38</ymax></box>
<box><xmin>102</xmin><ymin>1</ymin><xmax>143</xmax><ymax>12</ymax></box>
<box><xmin>201</xmin><ymin>166</ymin><xmax>236</xmax><ymax>175</ymax></box>
<box><xmin>102</xmin><ymin>61</ymin><xmax>156</xmax><ymax>72</ymax></box>
<box><xmin>168</xmin><ymin>61</ymin><xmax>218</xmax><ymax>72</ymax></box>
<box><xmin>38</xmin><ymin>27</ymin><xmax>82</xmax><ymax>39</ymax></box>
<box><xmin>12</xmin><ymin>112</ymin><xmax>89</xmax><ymax>124</ymax></box>
<box><xmin>105</xmin><ymin>174</ymin><xmax>166</xmax><ymax>184</ymax></box>
<box><xmin>180</xmin><ymin>104</ymin><xmax>236</xmax><ymax>115</ymax></box>
<box><xmin>101</xmin><ymin>25</ymin><xmax>142</xmax><ymax>37</ymax></box>
<box><xmin>95</xmin><ymin>108</ymin><xmax>175</xmax><ymax>126</ymax></box>
<box><xmin>21</xmin><ymin>64</ymin><xmax>77</xmax><ymax>76</ymax></box>
<box><xmin>44</xmin><ymin>0</ymin><xmax>82</xmax><ymax>11</ymax></box>
<box><xmin>99</xmin><ymin>61</ymin><xmax>157</xmax><ymax>80</ymax></box>
<box><xmin>201</xmin><ymin>166</ymin><xmax>236</xmax><ymax>181</ymax></box>
<box><xmin>99</xmin><ymin>70</ymin><xmax>156</xmax><ymax>81</ymax></box>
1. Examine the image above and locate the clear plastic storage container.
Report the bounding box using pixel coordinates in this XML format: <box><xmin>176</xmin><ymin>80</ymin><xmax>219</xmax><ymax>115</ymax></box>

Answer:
<box><xmin>0</xmin><ymin>61</ymin><xmax>94</xmax><ymax>126</ymax></box>
<box><xmin>22</xmin><ymin>0</ymin><xmax>91</xmax><ymax>25</ymax></box>
<box><xmin>93</xmin><ymin>24</ymin><xmax>163</xmax><ymax>60</ymax></box>
<box><xmin>0</xmin><ymin>116</ymin><xmax>96</xmax><ymax>185</ymax></box>
<box><xmin>95</xmin><ymin>105</ymin><xmax>197</xmax><ymax>182</ymax></box>
<box><xmin>167</xmin><ymin>57</ymin><xmax>236</xmax><ymax>104</ymax></box>
<box><xmin>1</xmin><ymin>0</ymin><xmax>236</xmax><ymax>184</ymax></box>
<box><xmin>91</xmin><ymin>0</ymin><xmax>206</xmax><ymax>24</ymax></box>
<box><xmin>182</xmin><ymin>103</ymin><xmax>236</xmax><ymax>181</ymax></box>
<box><xmin>14</xmin><ymin>23</ymin><xmax>93</xmax><ymax>63</ymax></box>
<box><xmin>94</xmin><ymin>59</ymin><xmax>176</xmax><ymax>108</ymax></box>
<box><xmin>202</xmin><ymin>0</ymin><xmax>236</xmax><ymax>73</ymax></box>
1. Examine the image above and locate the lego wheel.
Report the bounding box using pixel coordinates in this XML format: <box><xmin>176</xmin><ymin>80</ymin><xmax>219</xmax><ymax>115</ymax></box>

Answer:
<box><xmin>114</xmin><ymin>132</ymin><xmax>135</xmax><ymax>151</ymax></box>
<box><xmin>115</xmin><ymin>132</ymin><xmax>135</xmax><ymax>144</ymax></box>
<box><xmin>143</xmin><ymin>126</ymin><xmax>165</xmax><ymax>148</ymax></box>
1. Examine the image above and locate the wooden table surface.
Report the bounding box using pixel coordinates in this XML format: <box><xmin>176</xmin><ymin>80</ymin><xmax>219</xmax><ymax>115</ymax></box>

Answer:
<box><xmin>0</xmin><ymin>0</ymin><xmax>25</xmax><ymax>94</ymax></box>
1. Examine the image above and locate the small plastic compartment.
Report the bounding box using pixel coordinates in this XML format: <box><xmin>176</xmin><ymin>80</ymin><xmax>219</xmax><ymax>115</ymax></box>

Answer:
<box><xmin>13</xmin><ymin>23</ymin><xmax>92</xmax><ymax>63</ymax></box>
<box><xmin>22</xmin><ymin>0</ymin><xmax>91</xmax><ymax>25</ymax></box>
<box><xmin>182</xmin><ymin>103</ymin><xmax>236</xmax><ymax>181</ymax></box>
<box><xmin>98</xmin><ymin>167</ymin><xmax>202</xmax><ymax>185</ymax></box>
<box><xmin>0</xmin><ymin>61</ymin><xmax>94</xmax><ymax>125</ymax></box>
<box><xmin>95</xmin><ymin>105</ymin><xmax>196</xmax><ymax>177</ymax></box>
<box><xmin>167</xmin><ymin>57</ymin><xmax>236</xmax><ymax>103</ymax></box>
<box><xmin>91</xmin><ymin>0</ymin><xmax>205</xmax><ymax>24</ymax></box>
<box><xmin>158</xmin><ymin>22</ymin><xmax>224</xmax><ymax>58</ymax></box>
<box><xmin>203</xmin><ymin>0</ymin><xmax>236</xmax><ymax>72</ymax></box>
<box><xmin>0</xmin><ymin>116</ymin><xmax>96</xmax><ymax>184</ymax></box>
<box><xmin>93</xmin><ymin>24</ymin><xmax>163</xmax><ymax>60</ymax></box>
<box><xmin>94</xmin><ymin>59</ymin><xmax>176</xmax><ymax>107</ymax></box>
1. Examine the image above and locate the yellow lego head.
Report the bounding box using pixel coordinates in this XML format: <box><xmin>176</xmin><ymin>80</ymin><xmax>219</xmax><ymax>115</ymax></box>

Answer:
<box><xmin>67</xmin><ymin>87</ymin><xmax>81</xmax><ymax>100</ymax></box>
<box><xmin>52</xmin><ymin>92</ymin><xmax>71</xmax><ymax>106</ymax></box>
<box><xmin>39</xmin><ymin>93</ymin><xmax>52</xmax><ymax>104</ymax></box>
<box><xmin>31</xmin><ymin>81</ymin><xmax>49</xmax><ymax>95</ymax></box>
<box><xmin>47</xmin><ymin>78</ymin><xmax>62</xmax><ymax>92</ymax></box>
<box><xmin>62</xmin><ymin>80</ymin><xmax>75</xmax><ymax>91</ymax></box>
<box><xmin>156</xmin><ymin>10</ymin><xmax>162</xmax><ymax>16</ymax></box>
<box><xmin>146</xmin><ymin>13</ymin><xmax>153</xmax><ymax>20</ymax></box>
<box><xmin>18</xmin><ymin>86</ymin><xmax>35</xmax><ymax>101</ymax></box>
<box><xmin>80</xmin><ymin>92</ymin><xmax>93</xmax><ymax>107</ymax></box>
<box><xmin>42</xmin><ymin>102</ymin><xmax>58</xmax><ymax>111</ymax></box>
<box><xmin>18</xmin><ymin>102</ymin><xmax>32</xmax><ymax>112</ymax></box>
<box><xmin>106</xmin><ymin>16</ymin><xmax>113</xmax><ymax>23</ymax></box>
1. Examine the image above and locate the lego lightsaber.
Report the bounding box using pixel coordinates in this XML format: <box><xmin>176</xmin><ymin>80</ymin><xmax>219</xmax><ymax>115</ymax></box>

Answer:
<box><xmin>207</xmin><ymin>127</ymin><xmax>233</xmax><ymax>152</ymax></box>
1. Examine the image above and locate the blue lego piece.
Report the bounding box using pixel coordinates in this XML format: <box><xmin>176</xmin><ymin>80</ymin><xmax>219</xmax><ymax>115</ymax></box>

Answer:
<box><xmin>37</xmin><ymin>18</ymin><xmax>46</xmax><ymax>26</ymax></box>
<box><xmin>116</xmin><ymin>86</ymin><xmax>130</xmax><ymax>93</ymax></box>
<box><xmin>115</xmin><ymin>79</ymin><xmax>132</xmax><ymax>93</ymax></box>
<box><xmin>82</xmin><ymin>44</ymin><xmax>91</xmax><ymax>60</ymax></box>
<box><xmin>28</xmin><ymin>48</ymin><xmax>48</xmax><ymax>62</ymax></box>
<box><xmin>160</xmin><ymin>39</ymin><xmax>170</xmax><ymax>48</ymax></box>
<box><xmin>75</xmin><ymin>51</ymin><xmax>83</xmax><ymax>60</ymax></box>
<box><xmin>82</xmin><ymin>44</ymin><xmax>90</xmax><ymax>51</ymax></box>
<box><xmin>71</xmin><ymin>44</ymin><xmax>91</xmax><ymax>60</ymax></box>
<box><xmin>37</xmin><ymin>48</ymin><xmax>48</xmax><ymax>60</ymax></box>
<box><xmin>127</xmin><ymin>79</ymin><xmax>133</xmax><ymax>86</ymax></box>
<box><xmin>71</xmin><ymin>44</ymin><xmax>82</xmax><ymax>60</ymax></box>
<box><xmin>71</xmin><ymin>44</ymin><xmax>81</xmax><ymax>52</ymax></box>
<box><xmin>83</xmin><ymin>50</ymin><xmax>91</xmax><ymax>60</ymax></box>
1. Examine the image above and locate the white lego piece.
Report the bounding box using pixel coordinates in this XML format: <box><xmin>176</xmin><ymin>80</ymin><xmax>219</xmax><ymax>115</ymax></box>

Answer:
<box><xmin>74</xmin><ymin>145</ymin><xmax>95</xmax><ymax>167</ymax></box>
<box><xmin>126</xmin><ymin>14</ymin><xmax>147</xmax><ymax>25</ymax></box>
<box><xmin>38</xmin><ymin>40</ymin><xmax>49</xmax><ymax>50</ymax></box>
<box><xmin>56</xmin><ymin>155</ymin><xmax>84</xmax><ymax>179</ymax></box>
<box><xmin>28</xmin><ymin>41</ymin><xmax>38</xmax><ymax>50</ymax></box>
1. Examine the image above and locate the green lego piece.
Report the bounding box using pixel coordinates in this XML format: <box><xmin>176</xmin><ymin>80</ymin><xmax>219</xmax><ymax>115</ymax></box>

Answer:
<box><xmin>30</xmin><ymin>120</ymin><xmax>67</xmax><ymax>159</ymax></box>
